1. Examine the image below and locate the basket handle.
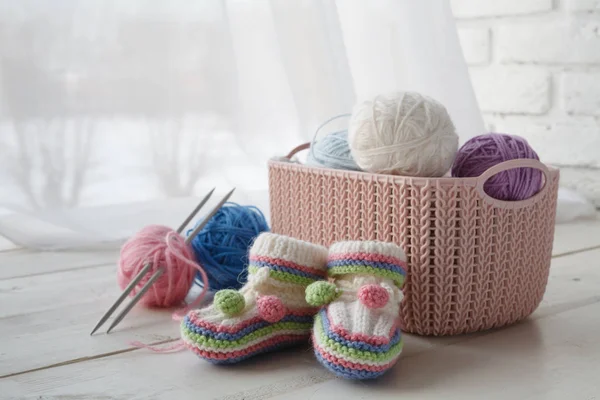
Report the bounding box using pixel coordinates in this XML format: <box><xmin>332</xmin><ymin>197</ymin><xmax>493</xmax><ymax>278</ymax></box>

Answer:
<box><xmin>284</xmin><ymin>114</ymin><xmax>350</xmax><ymax>160</ymax></box>
<box><xmin>285</xmin><ymin>142</ymin><xmax>311</xmax><ymax>159</ymax></box>
<box><xmin>475</xmin><ymin>158</ymin><xmax>552</xmax><ymax>209</ymax></box>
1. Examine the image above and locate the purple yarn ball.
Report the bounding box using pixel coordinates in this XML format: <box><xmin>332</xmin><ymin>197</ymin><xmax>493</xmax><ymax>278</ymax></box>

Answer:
<box><xmin>451</xmin><ymin>133</ymin><xmax>542</xmax><ymax>201</ymax></box>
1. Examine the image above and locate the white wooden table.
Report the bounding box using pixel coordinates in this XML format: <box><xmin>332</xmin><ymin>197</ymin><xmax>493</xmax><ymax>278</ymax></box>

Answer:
<box><xmin>2</xmin><ymin>217</ymin><xmax>600</xmax><ymax>400</ymax></box>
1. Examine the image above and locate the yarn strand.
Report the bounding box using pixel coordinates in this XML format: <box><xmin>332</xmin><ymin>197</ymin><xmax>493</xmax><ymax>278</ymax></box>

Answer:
<box><xmin>129</xmin><ymin>339</ymin><xmax>187</xmax><ymax>353</ymax></box>
<box><xmin>306</xmin><ymin>114</ymin><xmax>361</xmax><ymax>171</ymax></box>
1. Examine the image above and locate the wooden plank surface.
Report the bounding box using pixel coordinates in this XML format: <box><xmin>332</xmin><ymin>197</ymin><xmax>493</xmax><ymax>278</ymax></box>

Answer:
<box><xmin>0</xmin><ymin>265</ymin><xmax>116</xmax><ymax>320</ymax></box>
<box><xmin>3</xmin><ymin>247</ymin><xmax>599</xmax><ymax>399</ymax></box>
<box><xmin>270</xmin><ymin>303</ymin><xmax>600</xmax><ymax>400</ymax></box>
<box><xmin>552</xmin><ymin>214</ymin><xmax>600</xmax><ymax>256</ymax></box>
<box><xmin>0</xmin><ymin>260</ymin><xmax>195</xmax><ymax>376</ymax></box>
<box><xmin>0</xmin><ymin>218</ymin><xmax>599</xmax><ymax>377</ymax></box>
<box><xmin>0</xmin><ymin>249</ymin><xmax>117</xmax><ymax>280</ymax></box>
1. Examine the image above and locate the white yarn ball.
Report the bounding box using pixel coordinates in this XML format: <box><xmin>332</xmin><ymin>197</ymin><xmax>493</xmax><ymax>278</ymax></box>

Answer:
<box><xmin>348</xmin><ymin>92</ymin><xmax>459</xmax><ymax>177</ymax></box>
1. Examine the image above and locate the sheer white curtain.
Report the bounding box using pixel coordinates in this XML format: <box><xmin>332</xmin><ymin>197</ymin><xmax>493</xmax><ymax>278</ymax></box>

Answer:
<box><xmin>0</xmin><ymin>0</ymin><xmax>484</xmax><ymax>250</ymax></box>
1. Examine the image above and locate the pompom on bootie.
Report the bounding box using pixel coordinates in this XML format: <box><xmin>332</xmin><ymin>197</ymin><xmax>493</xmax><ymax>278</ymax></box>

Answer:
<box><xmin>306</xmin><ymin>241</ymin><xmax>407</xmax><ymax>380</ymax></box>
<box><xmin>181</xmin><ymin>232</ymin><xmax>328</xmax><ymax>364</ymax></box>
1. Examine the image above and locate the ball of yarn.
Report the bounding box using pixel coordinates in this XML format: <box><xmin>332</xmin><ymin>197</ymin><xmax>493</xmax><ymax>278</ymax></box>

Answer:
<box><xmin>188</xmin><ymin>203</ymin><xmax>269</xmax><ymax>291</ymax></box>
<box><xmin>214</xmin><ymin>289</ymin><xmax>245</xmax><ymax>316</ymax></box>
<box><xmin>117</xmin><ymin>225</ymin><xmax>197</xmax><ymax>308</ymax></box>
<box><xmin>305</xmin><ymin>281</ymin><xmax>339</xmax><ymax>307</ymax></box>
<box><xmin>451</xmin><ymin>133</ymin><xmax>542</xmax><ymax>201</ymax></box>
<box><xmin>257</xmin><ymin>295</ymin><xmax>286</xmax><ymax>323</ymax></box>
<box><xmin>306</xmin><ymin>130</ymin><xmax>361</xmax><ymax>171</ymax></box>
<box><xmin>348</xmin><ymin>92</ymin><xmax>459</xmax><ymax>177</ymax></box>
<box><xmin>358</xmin><ymin>284</ymin><xmax>389</xmax><ymax>309</ymax></box>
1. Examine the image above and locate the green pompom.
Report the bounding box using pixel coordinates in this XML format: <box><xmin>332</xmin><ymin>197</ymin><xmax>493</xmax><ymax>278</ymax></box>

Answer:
<box><xmin>214</xmin><ymin>289</ymin><xmax>245</xmax><ymax>316</ymax></box>
<box><xmin>305</xmin><ymin>281</ymin><xmax>339</xmax><ymax>307</ymax></box>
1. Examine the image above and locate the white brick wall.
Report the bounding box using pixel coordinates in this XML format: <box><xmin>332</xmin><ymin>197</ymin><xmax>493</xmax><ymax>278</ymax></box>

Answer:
<box><xmin>563</xmin><ymin>72</ymin><xmax>600</xmax><ymax>115</ymax></box>
<box><xmin>453</xmin><ymin>0</ymin><xmax>600</xmax><ymax>206</ymax></box>
<box><xmin>451</xmin><ymin>0</ymin><xmax>553</xmax><ymax>18</ymax></box>
<box><xmin>488</xmin><ymin>116</ymin><xmax>600</xmax><ymax>167</ymax></box>
<box><xmin>497</xmin><ymin>17</ymin><xmax>600</xmax><ymax>64</ymax></box>
<box><xmin>566</xmin><ymin>0</ymin><xmax>600</xmax><ymax>11</ymax></box>
<box><xmin>469</xmin><ymin>66</ymin><xmax>551</xmax><ymax>114</ymax></box>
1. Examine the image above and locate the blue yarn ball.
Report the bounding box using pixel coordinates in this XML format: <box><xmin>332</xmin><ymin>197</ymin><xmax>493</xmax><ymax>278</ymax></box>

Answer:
<box><xmin>187</xmin><ymin>202</ymin><xmax>269</xmax><ymax>291</ymax></box>
<box><xmin>306</xmin><ymin>130</ymin><xmax>361</xmax><ymax>171</ymax></box>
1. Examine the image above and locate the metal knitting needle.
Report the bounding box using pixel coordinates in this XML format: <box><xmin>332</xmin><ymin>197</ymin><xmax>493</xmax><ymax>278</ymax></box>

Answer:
<box><xmin>90</xmin><ymin>188</ymin><xmax>216</xmax><ymax>336</ymax></box>
<box><xmin>98</xmin><ymin>188</ymin><xmax>235</xmax><ymax>334</ymax></box>
<box><xmin>105</xmin><ymin>268</ymin><xmax>165</xmax><ymax>334</ymax></box>
<box><xmin>104</xmin><ymin>189</ymin><xmax>235</xmax><ymax>334</ymax></box>
<box><xmin>184</xmin><ymin>188</ymin><xmax>235</xmax><ymax>245</ymax></box>
<box><xmin>90</xmin><ymin>262</ymin><xmax>153</xmax><ymax>336</ymax></box>
<box><xmin>176</xmin><ymin>187</ymin><xmax>215</xmax><ymax>234</ymax></box>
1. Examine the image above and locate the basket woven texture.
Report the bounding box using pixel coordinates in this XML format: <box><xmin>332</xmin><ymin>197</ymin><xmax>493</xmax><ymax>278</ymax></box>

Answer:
<box><xmin>268</xmin><ymin>144</ymin><xmax>560</xmax><ymax>336</ymax></box>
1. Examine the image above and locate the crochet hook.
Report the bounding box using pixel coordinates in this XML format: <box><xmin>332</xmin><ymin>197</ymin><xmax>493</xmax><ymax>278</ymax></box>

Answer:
<box><xmin>90</xmin><ymin>188</ymin><xmax>227</xmax><ymax>336</ymax></box>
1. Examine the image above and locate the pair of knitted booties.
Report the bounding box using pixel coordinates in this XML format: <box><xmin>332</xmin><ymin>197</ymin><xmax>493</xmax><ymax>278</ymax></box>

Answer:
<box><xmin>181</xmin><ymin>232</ymin><xmax>407</xmax><ymax>380</ymax></box>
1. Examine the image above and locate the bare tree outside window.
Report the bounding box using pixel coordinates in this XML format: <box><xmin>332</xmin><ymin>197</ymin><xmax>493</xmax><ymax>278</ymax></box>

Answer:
<box><xmin>113</xmin><ymin>17</ymin><xmax>237</xmax><ymax>197</ymax></box>
<box><xmin>0</xmin><ymin>3</ymin><xmax>238</xmax><ymax>207</ymax></box>
<box><xmin>0</xmin><ymin>17</ymin><xmax>95</xmax><ymax>210</ymax></box>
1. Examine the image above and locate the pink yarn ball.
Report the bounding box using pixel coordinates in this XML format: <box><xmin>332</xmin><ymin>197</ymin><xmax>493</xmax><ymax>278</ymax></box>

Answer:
<box><xmin>358</xmin><ymin>284</ymin><xmax>389</xmax><ymax>309</ymax></box>
<box><xmin>257</xmin><ymin>295</ymin><xmax>287</xmax><ymax>323</ymax></box>
<box><xmin>452</xmin><ymin>133</ymin><xmax>542</xmax><ymax>201</ymax></box>
<box><xmin>117</xmin><ymin>225</ymin><xmax>198</xmax><ymax>308</ymax></box>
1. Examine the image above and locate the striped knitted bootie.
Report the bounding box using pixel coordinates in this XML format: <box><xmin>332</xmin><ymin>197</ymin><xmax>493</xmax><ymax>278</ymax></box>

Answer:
<box><xmin>306</xmin><ymin>241</ymin><xmax>407</xmax><ymax>380</ymax></box>
<box><xmin>181</xmin><ymin>232</ymin><xmax>328</xmax><ymax>364</ymax></box>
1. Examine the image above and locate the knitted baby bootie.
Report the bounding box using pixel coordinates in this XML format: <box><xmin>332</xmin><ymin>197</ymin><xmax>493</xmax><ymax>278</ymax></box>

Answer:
<box><xmin>306</xmin><ymin>241</ymin><xmax>407</xmax><ymax>380</ymax></box>
<box><xmin>181</xmin><ymin>232</ymin><xmax>328</xmax><ymax>364</ymax></box>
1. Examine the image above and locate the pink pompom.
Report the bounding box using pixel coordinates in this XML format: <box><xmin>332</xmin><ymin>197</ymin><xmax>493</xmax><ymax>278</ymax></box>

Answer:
<box><xmin>117</xmin><ymin>225</ymin><xmax>206</xmax><ymax>308</ymax></box>
<box><xmin>358</xmin><ymin>284</ymin><xmax>389</xmax><ymax>309</ymax></box>
<box><xmin>257</xmin><ymin>295</ymin><xmax>287</xmax><ymax>323</ymax></box>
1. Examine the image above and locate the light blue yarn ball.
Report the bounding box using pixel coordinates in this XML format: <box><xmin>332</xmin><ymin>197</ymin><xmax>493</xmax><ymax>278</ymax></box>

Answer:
<box><xmin>306</xmin><ymin>130</ymin><xmax>361</xmax><ymax>171</ymax></box>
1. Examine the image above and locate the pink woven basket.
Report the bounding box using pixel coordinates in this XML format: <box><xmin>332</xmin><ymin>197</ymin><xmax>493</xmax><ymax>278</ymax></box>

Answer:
<box><xmin>268</xmin><ymin>143</ymin><xmax>560</xmax><ymax>336</ymax></box>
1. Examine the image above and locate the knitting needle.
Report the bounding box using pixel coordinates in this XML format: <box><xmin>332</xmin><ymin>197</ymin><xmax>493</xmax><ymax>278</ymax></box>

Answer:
<box><xmin>105</xmin><ymin>268</ymin><xmax>165</xmax><ymax>334</ymax></box>
<box><xmin>90</xmin><ymin>188</ymin><xmax>216</xmax><ymax>336</ymax></box>
<box><xmin>184</xmin><ymin>188</ymin><xmax>235</xmax><ymax>244</ymax></box>
<box><xmin>89</xmin><ymin>262</ymin><xmax>153</xmax><ymax>336</ymax></box>
<box><xmin>176</xmin><ymin>187</ymin><xmax>215</xmax><ymax>234</ymax></box>
<box><xmin>98</xmin><ymin>188</ymin><xmax>235</xmax><ymax>334</ymax></box>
